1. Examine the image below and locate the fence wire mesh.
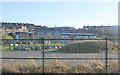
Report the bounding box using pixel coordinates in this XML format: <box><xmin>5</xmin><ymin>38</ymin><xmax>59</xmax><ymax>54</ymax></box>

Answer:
<box><xmin>0</xmin><ymin>38</ymin><xmax>119</xmax><ymax>74</ymax></box>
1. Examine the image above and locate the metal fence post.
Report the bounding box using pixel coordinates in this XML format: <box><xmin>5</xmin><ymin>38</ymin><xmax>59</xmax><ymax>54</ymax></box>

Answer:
<box><xmin>28</xmin><ymin>39</ymin><xmax>30</xmax><ymax>50</ymax></box>
<box><xmin>105</xmin><ymin>37</ymin><xmax>108</xmax><ymax>75</ymax></box>
<box><xmin>13</xmin><ymin>40</ymin><xmax>15</xmax><ymax>51</ymax></box>
<box><xmin>42</xmin><ymin>38</ymin><xmax>45</xmax><ymax>74</ymax></box>
<box><xmin>9</xmin><ymin>41</ymin><xmax>10</xmax><ymax>50</ymax></box>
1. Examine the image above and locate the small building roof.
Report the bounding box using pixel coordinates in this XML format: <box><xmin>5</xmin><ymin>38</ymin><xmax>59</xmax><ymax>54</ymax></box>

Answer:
<box><xmin>61</xmin><ymin>33</ymin><xmax>97</xmax><ymax>36</ymax></box>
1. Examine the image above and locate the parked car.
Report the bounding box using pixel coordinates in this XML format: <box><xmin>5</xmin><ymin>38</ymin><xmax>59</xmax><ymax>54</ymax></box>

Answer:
<box><xmin>15</xmin><ymin>46</ymin><xmax>30</xmax><ymax>51</ymax></box>
<box><xmin>35</xmin><ymin>46</ymin><xmax>42</xmax><ymax>50</ymax></box>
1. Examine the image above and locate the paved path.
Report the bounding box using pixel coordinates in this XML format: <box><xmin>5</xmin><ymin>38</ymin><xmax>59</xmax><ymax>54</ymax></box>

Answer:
<box><xmin>1</xmin><ymin>51</ymin><xmax>118</xmax><ymax>58</ymax></box>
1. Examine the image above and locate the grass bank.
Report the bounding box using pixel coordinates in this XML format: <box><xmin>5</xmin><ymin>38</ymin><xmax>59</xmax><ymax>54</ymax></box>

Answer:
<box><xmin>52</xmin><ymin>40</ymin><xmax>118</xmax><ymax>53</ymax></box>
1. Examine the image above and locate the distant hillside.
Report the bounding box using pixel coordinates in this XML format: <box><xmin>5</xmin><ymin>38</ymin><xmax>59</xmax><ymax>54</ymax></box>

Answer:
<box><xmin>53</xmin><ymin>40</ymin><xmax>118</xmax><ymax>53</ymax></box>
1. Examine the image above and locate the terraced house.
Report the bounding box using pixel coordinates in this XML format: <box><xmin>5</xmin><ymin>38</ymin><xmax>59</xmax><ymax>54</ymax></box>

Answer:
<box><xmin>1</xmin><ymin>22</ymin><xmax>97</xmax><ymax>39</ymax></box>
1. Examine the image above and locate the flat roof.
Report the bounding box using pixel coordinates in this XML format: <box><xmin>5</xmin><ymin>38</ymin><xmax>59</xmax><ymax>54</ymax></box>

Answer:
<box><xmin>61</xmin><ymin>33</ymin><xmax>97</xmax><ymax>36</ymax></box>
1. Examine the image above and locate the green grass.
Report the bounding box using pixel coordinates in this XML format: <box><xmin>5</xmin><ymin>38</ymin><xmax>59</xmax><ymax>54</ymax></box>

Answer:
<box><xmin>52</xmin><ymin>40</ymin><xmax>118</xmax><ymax>53</ymax></box>
<box><xmin>1</xmin><ymin>40</ymin><xmax>118</xmax><ymax>53</ymax></box>
<box><xmin>1</xmin><ymin>43</ymin><xmax>63</xmax><ymax>51</ymax></box>
<box><xmin>2</xmin><ymin>35</ymin><xmax>14</xmax><ymax>39</ymax></box>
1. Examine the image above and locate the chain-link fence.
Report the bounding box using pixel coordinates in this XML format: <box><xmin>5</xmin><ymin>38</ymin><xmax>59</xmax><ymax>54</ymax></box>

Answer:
<box><xmin>1</xmin><ymin>38</ymin><xmax>119</xmax><ymax>74</ymax></box>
